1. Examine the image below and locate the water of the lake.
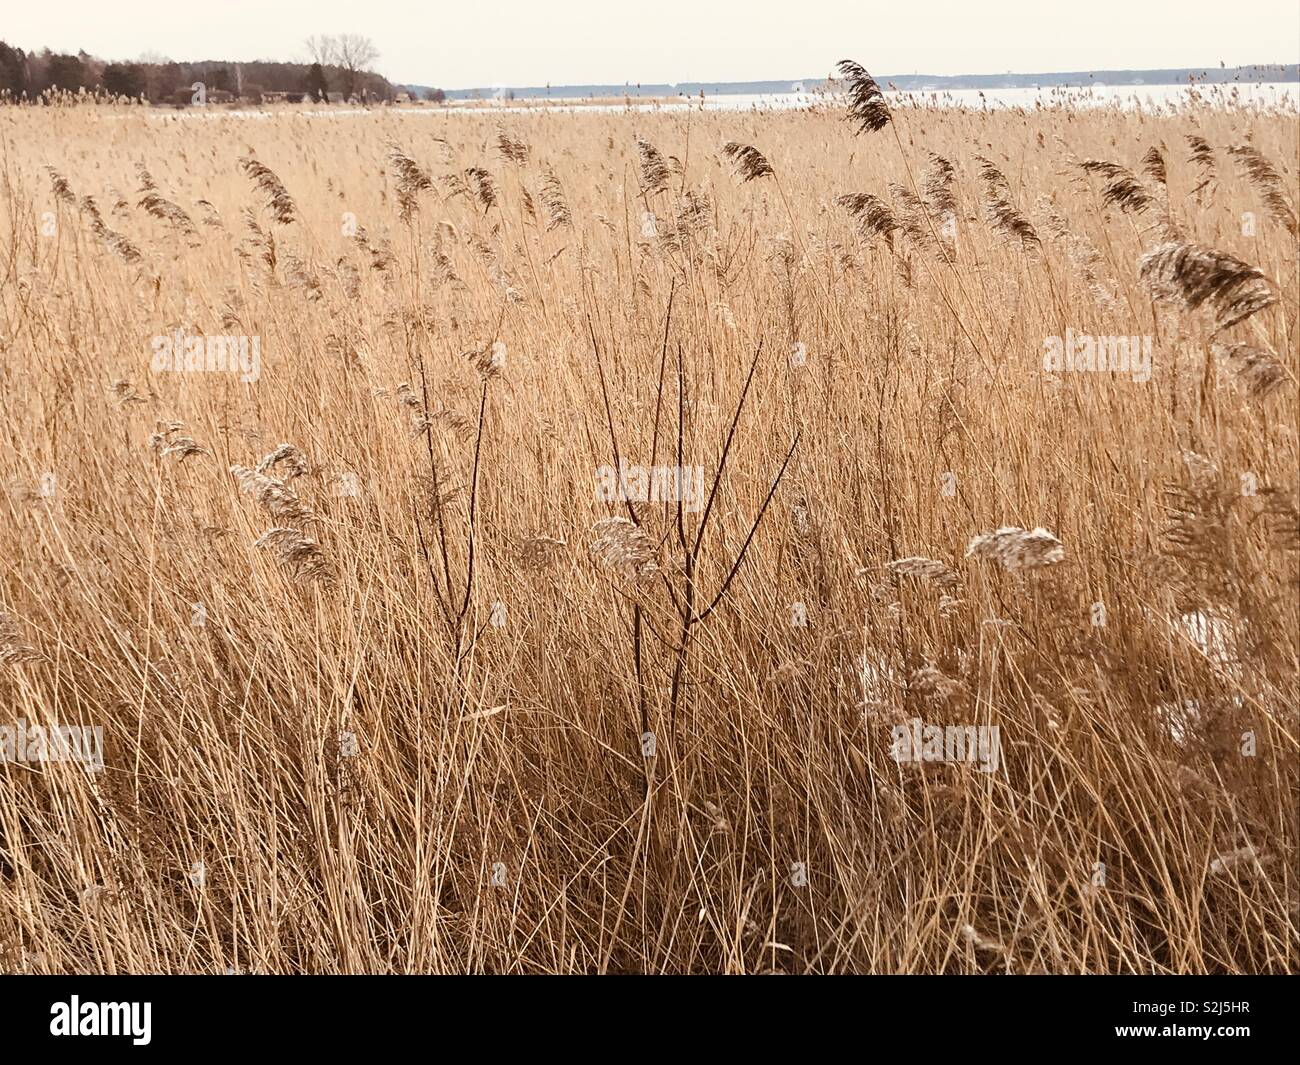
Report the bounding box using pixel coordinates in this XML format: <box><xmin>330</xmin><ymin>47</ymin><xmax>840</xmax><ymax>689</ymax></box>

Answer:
<box><xmin>142</xmin><ymin>80</ymin><xmax>1298</xmax><ymax>121</ymax></box>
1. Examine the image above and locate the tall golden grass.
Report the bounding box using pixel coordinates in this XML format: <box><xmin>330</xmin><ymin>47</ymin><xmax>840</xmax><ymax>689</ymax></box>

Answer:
<box><xmin>0</xmin><ymin>86</ymin><xmax>1296</xmax><ymax>973</ymax></box>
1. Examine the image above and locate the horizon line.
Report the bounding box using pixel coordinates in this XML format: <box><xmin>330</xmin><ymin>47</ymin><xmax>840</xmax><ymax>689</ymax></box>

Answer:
<box><xmin>411</xmin><ymin>60</ymin><xmax>1299</xmax><ymax>94</ymax></box>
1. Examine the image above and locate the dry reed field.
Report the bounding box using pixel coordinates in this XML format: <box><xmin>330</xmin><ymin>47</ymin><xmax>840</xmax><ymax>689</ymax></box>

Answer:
<box><xmin>1</xmin><ymin>71</ymin><xmax>1297</xmax><ymax>974</ymax></box>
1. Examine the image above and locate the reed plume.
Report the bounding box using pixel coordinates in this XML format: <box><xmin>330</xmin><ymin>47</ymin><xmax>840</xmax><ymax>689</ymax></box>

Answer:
<box><xmin>837</xmin><ymin>192</ymin><xmax>900</xmax><ymax>249</ymax></box>
<box><xmin>387</xmin><ymin>144</ymin><xmax>434</xmax><ymax>223</ymax></box>
<box><xmin>921</xmin><ymin>152</ymin><xmax>957</xmax><ymax>217</ymax></box>
<box><xmin>239</xmin><ymin>156</ymin><xmax>296</xmax><ymax>225</ymax></box>
<box><xmin>230</xmin><ymin>463</ymin><xmax>315</xmax><ymax>524</ymax></box>
<box><xmin>1139</xmin><ymin>241</ymin><xmax>1277</xmax><ymax>332</ymax></box>
<box><xmin>1079</xmin><ymin>158</ymin><xmax>1156</xmax><ymax>215</ymax></box>
<box><xmin>1037</xmin><ymin>196</ymin><xmax>1120</xmax><ymax>315</ymax></box>
<box><xmin>148</xmin><ymin>421</ymin><xmax>207</xmax><ymax>462</ymax></box>
<box><xmin>138</xmin><ymin>191</ymin><xmax>198</xmax><ymax>238</ymax></box>
<box><xmin>721</xmin><ymin>142</ymin><xmax>774</xmax><ymax>183</ymax></box>
<box><xmin>887</xmin><ymin>557</ymin><xmax>957</xmax><ymax>584</ymax></box>
<box><xmin>966</xmin><ymin>527</ymin><xmax>1065</xmax><ymax>572</ymax></box>
<box><xmin>589</xmin><ymin>517</ymin><xmax>659</xmax><ymax>583</ymax></box>
<box><xmin>241</xmin><ymin>208</ymin><xmax>277</xmax><ymax>271</ymax></box>
<box><xmin>134</xmin><ymin>161</ymin><xmax>157</xmax><ymax>192</ymax></box>
<box><xmin>254</xmin><ymin>527</ymin><xmax>332</xmax><ymax>584</ymax></box>
<box><xmin>1226</xmin><ymin>144</ymin><xmax>1298</xmax><ymax>237</ymax></box>
<box><xmin>0</xmin><ymin>612</ymin><xmax>40</xmax><ymax>667</ymax></box>
<box><xmin>1186</xmin><ymin>134</ymin><xmax>1218</xmax><ymax>201</ymax></box>
<box><xmin>495</xmin><ymin>127</ymin><xmax>530</xmax><ymax>164</ymax></box>
<box><xmin>1141</xmin><ymin>145</ymin><xmax>1167</xmax><ymax>188</ymax></box>
<box><xmin>1213</xmin><ymin>341</ymin><xmax>1287</xmax><ymax>399</ymax></box>
<box><xmin>465</xmin><ymin>166</ymin><xmax>498</xmax><ymax>212</ymax></box>
<box><xmin>539</xmin><ymin>167</ymin><xmax>571</xmax><ymax>230</ymax></box>
<box><xmin>977</xmin><ymin>157</ymin><xmax>1040</xmax><ymax>250</ymax></box>
<box><xmin>76</xmin><ymin>192</ymin><xmax>143</xmax><ymax>264</ymax></box>
<box><xmin>637</xmin><ymin>137</ymin><xmax>670</xmax><ymax>195</ymax></box>
<box><xmin>44</xmin><ymin>166</ymin><xmax>75</xmax><ymax>205</ymax></box>
<box><xmin>836</xmin><ymin>59</ymin><xmax>892</xmax><ymax>134</ymax></box>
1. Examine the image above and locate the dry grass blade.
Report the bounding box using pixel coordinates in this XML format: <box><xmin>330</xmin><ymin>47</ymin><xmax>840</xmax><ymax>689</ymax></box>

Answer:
<box><xmin>3</xmin><ymin>80</ymin><xmax>1296</xmax><ymax>978</ymax></box>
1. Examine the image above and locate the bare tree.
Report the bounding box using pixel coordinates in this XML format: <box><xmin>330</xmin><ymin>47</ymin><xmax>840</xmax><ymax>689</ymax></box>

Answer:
<box><xmin>334</xmin><ymin>34</ymin><xmax>379</xmax><ymax>100</ymax></box>
<box><xmin>303</xmin><ymin>35</ymin><xmax>337</xmax><ymax>67</ymax></box>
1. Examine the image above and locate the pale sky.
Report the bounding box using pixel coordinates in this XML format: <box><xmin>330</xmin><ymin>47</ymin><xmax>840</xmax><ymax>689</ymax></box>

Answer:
<box><xmin>5</xmin><ymin>0</ymin><xmax>1298</xmax><ymax>89</ymax></box>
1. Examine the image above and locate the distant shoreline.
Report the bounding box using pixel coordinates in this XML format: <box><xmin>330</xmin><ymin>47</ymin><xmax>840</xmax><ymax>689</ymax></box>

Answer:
<box><xmin>407</xmin><ymin>63</ymin><xmax>1298</xmax><ymax>101</ymax></box>
<box><xmin>129</xmin><ymin>81</ymin><xmax>1297</xmax><ymax>121</ymax></box>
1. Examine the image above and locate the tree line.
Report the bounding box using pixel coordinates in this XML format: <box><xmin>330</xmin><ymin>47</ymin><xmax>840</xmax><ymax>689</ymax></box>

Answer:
<box><xmin>0</xmin><ymin>35</ymin><xmax>444</xmax><ymax>104</ymax></box>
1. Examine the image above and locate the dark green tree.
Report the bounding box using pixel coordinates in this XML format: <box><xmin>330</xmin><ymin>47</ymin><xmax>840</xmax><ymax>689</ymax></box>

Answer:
<box><xmin>101</xmin><ymin>62</ymin><xmax>145</xmax><ymax>98</ymax></box>
<box><xmin>305</xmin><ymin>62</ymin><xmax>329</xmax><ymax>101</ymax></box>
<box><xmin>45</xmin><ymin>53</ymin><xmax>86</xmax><ymax>91</ymax></box>
<box><xmin>0</xmin><ymin>41</ymin><xmax>29</xmax><ymax>96</ymax></box>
